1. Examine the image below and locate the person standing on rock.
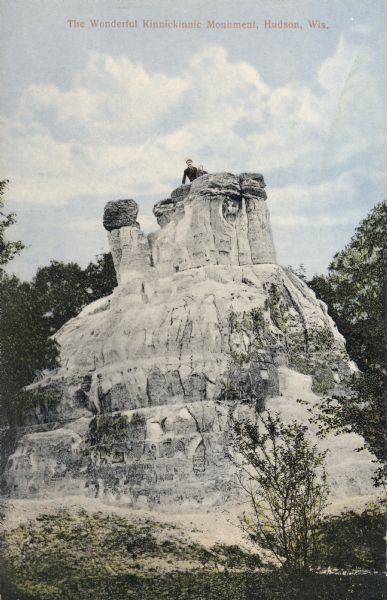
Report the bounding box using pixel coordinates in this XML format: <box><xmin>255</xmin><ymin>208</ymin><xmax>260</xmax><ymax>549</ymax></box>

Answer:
<box><xmin>182</xmin><ymin>158</ymin><xmax>198</xmax><ymax>184</ymax></box>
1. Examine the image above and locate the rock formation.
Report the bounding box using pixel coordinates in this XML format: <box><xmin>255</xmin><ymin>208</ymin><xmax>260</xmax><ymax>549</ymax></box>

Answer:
<box><xmin>2</xmin><ymin>173</ymin><xmax>377</xmax><ymax>510</ymax></box>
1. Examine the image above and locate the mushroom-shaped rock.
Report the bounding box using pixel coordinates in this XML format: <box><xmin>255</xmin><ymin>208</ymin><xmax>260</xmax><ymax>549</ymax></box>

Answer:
<box><xmin>103</xmin><ymin>199</ymin><xmax>139</xmax><ymax>231</ymax></box>
<box><xmin>103</xmin><ymin>199</ymin><xmax>151</xmax><ymax>283</ymax></box>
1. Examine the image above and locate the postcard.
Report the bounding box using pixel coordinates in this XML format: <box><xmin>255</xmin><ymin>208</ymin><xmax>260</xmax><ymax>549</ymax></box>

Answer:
<box><xmin>0</xmin><ymin>1</ymin><xmax>385</xmax><ymax>599</ymax></box>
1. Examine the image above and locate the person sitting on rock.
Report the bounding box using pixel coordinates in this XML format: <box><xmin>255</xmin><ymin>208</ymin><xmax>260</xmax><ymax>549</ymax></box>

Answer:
<box><xmin>182</xmin><ymin>159</ymin><xmax>198</xmax><ymax>184</ymax></box>
<box><xmin>197</xmin><ymin>164</ymin><xmax>208</xmax><ymax>177</ymax></box>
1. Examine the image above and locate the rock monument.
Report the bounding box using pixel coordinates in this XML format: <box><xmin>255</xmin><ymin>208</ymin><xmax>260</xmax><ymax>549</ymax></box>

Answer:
<box><xmin>2</xmin><ymin>173</ymin><xmax>377</xmax><ymax>510</ymax></box>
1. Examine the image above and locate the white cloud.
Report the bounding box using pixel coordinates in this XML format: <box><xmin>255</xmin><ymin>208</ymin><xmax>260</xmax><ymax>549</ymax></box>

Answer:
<box><xmin>317</xmin><ymin>37</ymin><xmax>384</xmax><ymax>168</ymax></box>
<box><xmin>20</xmin><ymin>53</ymin><xmax>188</xmax><ymax>143</ymax></box>
<box><xmin>0</xmin><ymin>38</ymin><xmax>383</xmax><ymax>240</ymax></box>
<box><xmin>269</xmin><ymin>173</ymin><xmax>362</xmax><ymax>228</ymax></box>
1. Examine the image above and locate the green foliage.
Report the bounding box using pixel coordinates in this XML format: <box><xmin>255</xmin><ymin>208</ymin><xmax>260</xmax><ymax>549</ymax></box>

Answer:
<box><xmin>232</xmin><ymin>411</ymin><xmax>329</xmax><ymax>572</ymax></box>
<box><xmin>309</xmin><ymin>201</ymin><xmax>386</xmax><ymax>374</ymax></box>
<box><xmin>319</xmin><ymin>504</ymin><xmax>386</xmax><ymax>573</ymax></box>
<box><xmin>311</xmin><ymin>371</ymin><xmax>336</xmax><ymax>395</ymax></box>
<box><xmin>84</xmin><ymin>252</ymin><xmax>117</xmax><ymax>303</ymax></box>
<box><xmin>287</xmin><ymin>325</ymin><xmax>337</xmax><ymax>395</ymax></box>
<box><xmin>309</xmin><ymin>202</ymin><xmax>386</xmax><ymax>483</ymax></box>
<box><xmin>0</xmin><ymin>180</ymin><xmax>24</xmax><ymax>268</ymax></box>
<box><xmin>32</xmin><ymin>254</ymin><xmax>117</xmax><ymax>333</ymax></box>
<box><xmin>32</xmin><ymin>261</ymin><xmax>90</xmax><ymax>333</ymax></box>
<box><xmin>0</xmin><ymin>510</ymin><xmax>260</xmax><ymax>600</ymax></box>
<box><xmin>1</xmin><ymin>510</ymin><xmax>173</xmax><ymax>599</ymax></box>
<box><xmin>0</xmin><ymin>185</ymin><xmax>116</xmax><ymax>427</ymax></box>
<box><xmin>0</xmin><ymin>509</ymin><xmax>384</xmax><ymax>600</ymax></box>
<box><xmin>229</xmin><ymin>307</ymin><xmax>267</xmax><ymax>339</ymax></box>
<box><xmin>264</xmin><ymin>283</ymin><xmax>288</xmax><ymax>331</ymax></box>
<box><xmin>221</xmin><ymin>308</ymin><xmax>277</xmax><ymax>412</ymax></box>
<box><xmin>311</xmin><ymin>326</ymin><xmax>335</xmax><ymax>351</ymax></box>
<box><xmin>0</xmin><ymin>274</ymin><xmax>60</xmax><ymax>424</ymax></box>
<box><xmin>309</xmin><ymin>372</ymin><xmax>386</xmax><ymax>485</ymax></box>
<box><xmin>249</xmin><ymin>307</ymin><xmax>266</xmax><ymax>332</ymax></box>
<box><xmin>230</xmin><ymin>302</ymin><xmax>338</xmax><ymax>399</ymax></box>
<box><xmin>196</xmin><ymin>544</ymin><xmax>263</xmax><ymax>571</ymax></box>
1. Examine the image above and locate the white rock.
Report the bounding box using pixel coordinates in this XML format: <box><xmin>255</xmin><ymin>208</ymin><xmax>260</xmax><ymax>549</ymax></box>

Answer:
<box><xmin>4</xmin><ymin>173</ymin><xmax>378</xmax><ymax>511</ymax></box>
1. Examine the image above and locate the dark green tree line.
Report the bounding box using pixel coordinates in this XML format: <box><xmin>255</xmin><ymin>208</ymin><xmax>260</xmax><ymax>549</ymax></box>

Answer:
<box><xmin>308</xmin><ymin>201</ymin><xmax>386</xmax><ymax>483</ymax></box>
<box><xmin>309</xmin><ymin>201</ymin><xmax>386</xmax><ymax>374</ymax></box>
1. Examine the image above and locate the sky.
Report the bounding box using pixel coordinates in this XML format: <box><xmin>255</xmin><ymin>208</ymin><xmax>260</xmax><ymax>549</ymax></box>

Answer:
<box><xmin>0</xmin><ymin>0</ymin><xmax>386</xmax><ymax>279</ymax></box>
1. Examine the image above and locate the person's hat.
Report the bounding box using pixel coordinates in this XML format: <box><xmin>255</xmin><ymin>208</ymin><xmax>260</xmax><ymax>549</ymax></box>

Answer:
<box><xmin>186</xmin><ymin>158</ymin><xmax>193</xmax><ymax>164</ymax></box>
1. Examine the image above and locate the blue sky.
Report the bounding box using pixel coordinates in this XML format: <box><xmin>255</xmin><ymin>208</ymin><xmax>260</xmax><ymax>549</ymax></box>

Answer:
<box><xmin>1</xmin><ymin>0</ymin><xmax>386</xmax><ymax>279</ymax></box>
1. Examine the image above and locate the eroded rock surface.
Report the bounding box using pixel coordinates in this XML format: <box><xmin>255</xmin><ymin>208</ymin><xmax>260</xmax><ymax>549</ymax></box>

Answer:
<box><xmin>149</xmin><ymin>173</ymin><xmax>276</xmax><ymax>276</ymax></box>
<box><xmin>2</xmin><ymin>173</ymin><xmax>377</xmax><ymax>510</ymax></box>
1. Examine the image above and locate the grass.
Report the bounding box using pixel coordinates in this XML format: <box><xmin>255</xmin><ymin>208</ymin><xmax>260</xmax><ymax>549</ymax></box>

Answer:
<box><xmin>2</xmin><ymin>571</ymin><xmax>385</xmax><ymax>600</ymax></box>
<box><xmin>0</xmin><ymin>508</ymin><xmax>385</xmax><ymax>600</ymax></box>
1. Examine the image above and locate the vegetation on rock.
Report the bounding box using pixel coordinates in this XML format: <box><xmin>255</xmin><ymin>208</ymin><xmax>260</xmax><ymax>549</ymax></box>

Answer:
<box><xmin>11</xmin><ymin>387</ymin><xmax>62</xmax><ymax>425</ymax></box>
<box><xmin>86</xmin><ymin>414</ymin><xmax>130</xmax><ymax>448</ymax></box>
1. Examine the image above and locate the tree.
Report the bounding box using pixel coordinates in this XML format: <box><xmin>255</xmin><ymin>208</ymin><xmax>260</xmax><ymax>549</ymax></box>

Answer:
<box><xmin>223</xmin><ymin>308</ymin><xmax>329</xmax><ymax>572</ymax></box>
<box><xmin>0</xmin><ymin>251</ymin><xmax>116</xmax><ymax>425</ymax></box>
<box><xmin>232</xmin><ymin>411</ymin><xmax>329</xmax><ymax>572</ymax></box>
<box><xmin>0</xmin><ymin>181</ymin><xmax>30</xmax><ymax>423</ymax></box>
<box><xmin>0</xmin><ymin>180</ymin><xmax>24</xmax><ymax>267</ymax></box>
<box><xmin>309</xmin><ymin>202</ymin><xmax>386</xmax><ymax>484</ymax></box>
<box><xmin>32</xmin><ymin>254</ymin><xmax>117</xmax><ymax>334</ymax></box>
<box><xmin>32</xmin><ymin>261</ymin><xmax>91</xmax><ymax>333</ymax></box>
<box><xmin>0</xmin><ymin>274</ymin><xmax>59</xmax><ymax>424</ymax></box>
<box><xmin>309</xmin><ymin>201</ymin><xmax>386</xmax><ymax>374</ymax></box>
<box><xmin>84</xmin><ymin>252</ymin><xmax>117</xmax><ymax>303</ymax></box>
